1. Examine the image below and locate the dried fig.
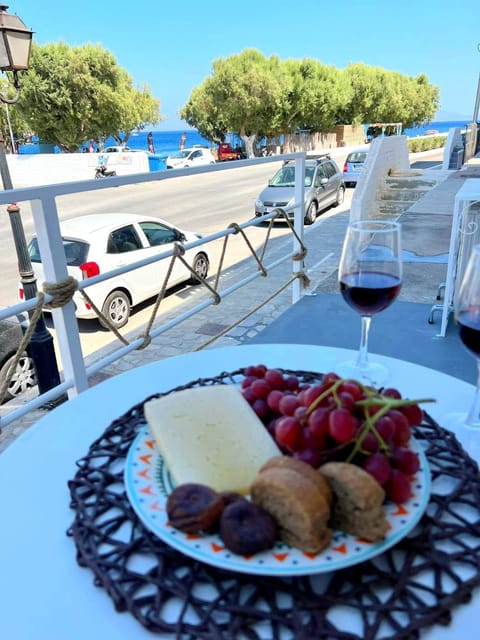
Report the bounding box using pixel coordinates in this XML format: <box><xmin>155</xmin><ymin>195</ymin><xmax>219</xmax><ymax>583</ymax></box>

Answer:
<box><xmin>220</xmin><ymin>500</ymin><xmax>277</xmax><ymax>555</ymax></box>
<box><xmin>166</xmin><ymin>483</ymin><xmax>224</xmax><ymax>534</ymax></box>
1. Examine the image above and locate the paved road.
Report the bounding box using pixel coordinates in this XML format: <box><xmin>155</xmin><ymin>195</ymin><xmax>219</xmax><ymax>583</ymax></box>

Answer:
<box><xmin>0</xmin><ymin>157</ymin><xmax>355</xmax><ymax>358</ymax></box>
<box><xmin>0</xmin><ymin>148</ymin><xmax>443</xmax><ymax>361</ymax></box>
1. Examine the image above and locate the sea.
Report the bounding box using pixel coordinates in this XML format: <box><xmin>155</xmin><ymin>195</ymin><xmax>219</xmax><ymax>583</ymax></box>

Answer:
<box><xmin>16</xmin><ymin>121</ymin><xmax>470</xmax><ymax>157</ymax></box>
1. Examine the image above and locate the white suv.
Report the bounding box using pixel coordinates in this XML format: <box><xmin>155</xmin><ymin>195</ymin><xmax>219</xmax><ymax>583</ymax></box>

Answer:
<box><xmin>166</xmin><ymin>147</ymin><xmax>216</xmax><ymax>169</ymax></box>
<box><xmin>21</xmin><ymin>213</ymin><xmax>210</xmax><ymax>329</ymax></box>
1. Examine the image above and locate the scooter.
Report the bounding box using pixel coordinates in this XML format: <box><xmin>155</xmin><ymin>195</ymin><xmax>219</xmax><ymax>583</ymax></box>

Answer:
<box><xmin>95</xmin><ymin>165</ymin><xmax>117</xmax><ymax>179</ymax></box>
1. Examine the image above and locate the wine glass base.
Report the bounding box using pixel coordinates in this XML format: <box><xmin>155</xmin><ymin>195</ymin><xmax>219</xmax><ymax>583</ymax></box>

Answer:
<box><xmin>335</xmin><ymin>359</ymin><xmax>390</xmax><ymax>388</ymax></box>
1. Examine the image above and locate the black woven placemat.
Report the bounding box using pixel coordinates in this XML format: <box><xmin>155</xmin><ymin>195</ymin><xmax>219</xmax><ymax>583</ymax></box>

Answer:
<box><xmin>67</xmin><ymin>368</ymin><xmax>480</xmax><ymax>639</ymax></box>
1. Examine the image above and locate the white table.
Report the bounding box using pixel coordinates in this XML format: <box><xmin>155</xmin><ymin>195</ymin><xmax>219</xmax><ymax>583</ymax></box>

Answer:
<box><xmin>0</xmin><ymin>344</ymin><xmax>478</xmax><ymax>639</ymax></box>
<box><xmin>439</xmin><ymin>178</ymin><xmax>480</xmax><ymax>336</ymax></box>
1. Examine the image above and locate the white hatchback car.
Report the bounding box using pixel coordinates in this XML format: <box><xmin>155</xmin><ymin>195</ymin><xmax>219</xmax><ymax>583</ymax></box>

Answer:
<box><xmin>22</xmin><ymin>213</ymin><xmax>210</xmax><ymax>329</ymax></box>
<box><xmin>166</xmin><ymin>147</ymin><xmax>216</xmax><ymax>169</ymax></box>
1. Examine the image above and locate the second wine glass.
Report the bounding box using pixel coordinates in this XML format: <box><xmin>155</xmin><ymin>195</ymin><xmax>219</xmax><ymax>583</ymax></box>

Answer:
<box><xmin>337</xmin><ymin>220</ymin><xmax>402</xmax><ymax>386</ymax></box>
<box><xmin>443</xmin><ymin>245</ymin><xmax>480</xmax><ymax>447</ymax></box>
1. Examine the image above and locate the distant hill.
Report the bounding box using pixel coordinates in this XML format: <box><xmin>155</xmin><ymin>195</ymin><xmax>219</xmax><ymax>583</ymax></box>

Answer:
<box><xmin>435</xmin><ymin>109</ymin><xmax>472</xmax><ymax>121</ymax></box>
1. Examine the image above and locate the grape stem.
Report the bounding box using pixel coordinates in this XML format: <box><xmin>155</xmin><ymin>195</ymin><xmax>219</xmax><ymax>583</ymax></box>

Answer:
<box><xmin>303</xmin><ymin>377</ymin><xmax>436</xmax><ymax>463</ymax></box>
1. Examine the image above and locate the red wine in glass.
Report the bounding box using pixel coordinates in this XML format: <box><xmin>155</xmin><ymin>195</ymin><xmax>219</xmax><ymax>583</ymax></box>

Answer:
<box><xmin>443</xmin><ymin>246</ymin><xmax>480</xmax><ymax>438</ymax></box>
<box><xmin>340</xmin><ymin>271</ymin><xmax>401</xmax><ymax>316</ymax></box>
<box><xmin>337</xmin><ymin>220</ymin><xmax>402</xmax><ymax>386</ymax></box>
<box><xmin>457</xmin><ymin>308</ymin><xmax>480</xmax><ymax>357</ymax></box>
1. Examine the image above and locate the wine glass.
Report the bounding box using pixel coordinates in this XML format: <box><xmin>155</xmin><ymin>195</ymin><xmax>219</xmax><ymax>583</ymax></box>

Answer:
<box><xmin>443</xmin><ymin>244</ymin><xmax>480</xmax><ymax>444</ymax></box>
<box><xmin>336</xmin><ymin>220</ymin><xmax>402</xmax><ymax>386</ymax></box>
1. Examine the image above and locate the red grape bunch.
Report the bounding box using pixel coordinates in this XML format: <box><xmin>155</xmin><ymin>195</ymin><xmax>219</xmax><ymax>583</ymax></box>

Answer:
<box><xmin>240</xmin><ymin>364</ymin><xmax>433</xmax><ymax>504</ymax></box>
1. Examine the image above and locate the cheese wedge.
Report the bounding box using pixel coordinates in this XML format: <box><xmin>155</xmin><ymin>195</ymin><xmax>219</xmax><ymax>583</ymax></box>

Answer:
<box><xmin>144</xmin><ymin>385</ymin><xmax>281</xmax><ymax>493</ymax></box>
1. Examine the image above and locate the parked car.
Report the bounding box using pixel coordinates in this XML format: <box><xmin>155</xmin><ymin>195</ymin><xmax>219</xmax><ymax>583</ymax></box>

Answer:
<box><xmin>255</xmin><ymin>155</ymin><xmax>345</xmax><ymax>225</ymax></box>
<box><xmin>21</xmin><ymin>214</ymin><xmax>210</xmax><ymax>330</ymax></box>
<box><xmin>217</xmin><ymin>142</ymin><xmax>244</xmax><ymax>162</ymax></box>
<box><xmin>342</xmin><ymin>150</ymin><xmax>368</xmax><ymax>187</ymax></box>
<box><xmin>103</xmin><ymin>146</ymin><xmax>133</xmax><ymax>153</ymax></box>
<box><xmin>166</xmin><ymin>147</ymin><xmax>216</xmax><ymax>169</ymax></box>
<box><xmin>0</xmin><ymin>314</ymin><xmax>36</xmax><ymax>403</ymax></box>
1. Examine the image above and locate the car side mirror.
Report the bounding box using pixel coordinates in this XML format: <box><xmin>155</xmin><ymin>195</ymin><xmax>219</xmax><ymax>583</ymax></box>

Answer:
<box><xmin>176</xmin><ymin>230</ymin><xmax>186</xmax><ymax>242</ymax></box>
<box><xmin>321</xmin><ymin>177</ymin><xmax>328</xmax><ymax>185</ymax></box>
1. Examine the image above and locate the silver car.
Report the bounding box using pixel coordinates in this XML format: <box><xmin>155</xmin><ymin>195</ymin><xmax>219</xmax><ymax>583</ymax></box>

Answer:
<box><xmin>255</xmin><ymin>155</ymin><xmax>345</xmax><ymax>225</ymax></box>
<box><xmin>342</xmin><ymin>150</ymin><xmax>368</xmax><ymax>187</ymax></box>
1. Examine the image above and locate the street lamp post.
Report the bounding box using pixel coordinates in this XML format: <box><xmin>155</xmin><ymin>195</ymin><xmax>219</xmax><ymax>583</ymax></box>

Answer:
<box><xmin>0</xmin><ymin>4</ymin><xmax>62</xmax><ymax>397</ymax></box>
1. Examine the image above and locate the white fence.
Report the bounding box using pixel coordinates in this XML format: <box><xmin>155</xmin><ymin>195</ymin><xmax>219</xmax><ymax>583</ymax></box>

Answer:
<box><xmin>4</xmin><ymin>150</ymin><xmax>151</xmax><ymax>187</ymax></box>
<box><xmin>0</xmin><ymin>153</ymin><xmax>308</xmax><ymax>429</ymax></box>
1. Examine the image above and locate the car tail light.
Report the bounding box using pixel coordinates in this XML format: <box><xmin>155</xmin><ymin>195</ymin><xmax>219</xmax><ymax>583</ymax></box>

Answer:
<box><xmin>80</xmin><ymin>261</ymin><xmax>100</xmax><ymax>279</ymax></box>
<box><xmin>343</xmin><ymin>161</ymin><xmax>348</xmax><ymax>173</ymax></box>
<box><xmin>19</xmin><ymin>288</ymin><xmax>24</xmax><ymax>299</ymax></box>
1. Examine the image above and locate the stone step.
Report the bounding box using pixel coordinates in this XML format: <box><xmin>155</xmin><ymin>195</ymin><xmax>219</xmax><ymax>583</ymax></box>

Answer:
<box><xmin>379</xmin><ymin>188</ymin><xmax>430</xmax><ymax>203</ymax></box>
<box><xmin>385</xmin><ymin>176</ymin><xmax>438</xmax><ymax>189</ymax></box>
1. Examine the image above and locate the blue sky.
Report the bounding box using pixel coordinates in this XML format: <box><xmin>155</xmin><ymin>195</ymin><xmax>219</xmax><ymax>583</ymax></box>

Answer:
<box><xmin>10</xmin><ymin>0</ymin><xmax>480</xmax><ymax>130</ymax></box>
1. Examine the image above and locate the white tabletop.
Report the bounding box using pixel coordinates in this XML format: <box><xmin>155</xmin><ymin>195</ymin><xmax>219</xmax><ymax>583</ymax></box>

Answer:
<box><xmin>0</xmin><ymin>344</ymin><xmax>478</xmax><ymax>640</ymax></box>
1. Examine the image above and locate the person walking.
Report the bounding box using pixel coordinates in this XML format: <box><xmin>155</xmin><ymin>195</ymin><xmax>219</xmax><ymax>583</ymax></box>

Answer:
<box><xmin>180</xmin><ymin>132</ymin><xmax>186</xmax><ymax>151</ymax></box>
<box><xmin>147</xmin><ymin>131</ymin><xmax>155</xmax><ymax>153</ymax></box>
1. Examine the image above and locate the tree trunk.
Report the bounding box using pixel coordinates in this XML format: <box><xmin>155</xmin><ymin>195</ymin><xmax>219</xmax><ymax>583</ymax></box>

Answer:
<box><xmin>239</xmin><ymin>127</ymin><xmax>257</xmax><ymax>158</ymax></box>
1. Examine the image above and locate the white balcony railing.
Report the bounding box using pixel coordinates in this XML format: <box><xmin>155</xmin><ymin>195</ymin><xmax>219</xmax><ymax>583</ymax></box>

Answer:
<box><xmin>0</xmin><ymin>153</ymin><xmax>308</xmax><ymax>430</ymax></box>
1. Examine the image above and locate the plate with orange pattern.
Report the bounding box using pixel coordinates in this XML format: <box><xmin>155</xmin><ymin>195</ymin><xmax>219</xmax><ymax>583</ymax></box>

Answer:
<box><xmin>124</xmin><ymin>425</ymin><xmax>431</xmax><ymax>576</ymax></box>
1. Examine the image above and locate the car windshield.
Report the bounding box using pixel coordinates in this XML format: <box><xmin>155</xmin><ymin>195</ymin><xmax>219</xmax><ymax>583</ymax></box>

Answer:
<box><xmin>270</xmin><ymin>165</ymin><xmax>315</xmax><ymax>188</ymax></box>
<box><xmin>28</xmin><ymin>237</ymin><xmax>89</xmax><ymax>266</ymax></box>
<box><xmin>169</xmin><ymin>150</ymin><xmax>190</xmax><ymax>159</ymax></box>
<box><xmin>347</xmin><ymin>152</ymin><xmax>367</xmax><ymax>163</ymax></box>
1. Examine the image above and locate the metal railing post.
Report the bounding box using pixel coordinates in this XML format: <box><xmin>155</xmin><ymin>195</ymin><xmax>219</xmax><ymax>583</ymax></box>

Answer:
<box><xmin>292</xmin><ymin>154</ymin><xmax>306</xmax><ymax>303</ymax></box>
<box><xmin>30</xmin><ymin>196</ymin><xmax>89</xmax><ymax>397</ymax></box>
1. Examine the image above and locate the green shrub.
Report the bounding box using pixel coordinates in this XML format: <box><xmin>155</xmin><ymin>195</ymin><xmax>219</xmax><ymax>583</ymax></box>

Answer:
<box><xmin>407</xmin><ymin>135</ymin><xmax>446</xmax><ymax>153</ymax></box>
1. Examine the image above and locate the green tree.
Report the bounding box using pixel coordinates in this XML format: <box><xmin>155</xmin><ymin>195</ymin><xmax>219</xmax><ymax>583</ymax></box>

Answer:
<box><xmin>338</xmin><ymin>63</ymin><xmax>438</xmax><ymax>129</ymax></box>
<box><xmin>181</xmin><ymin>50</ymin><xmax>439</xmax><ymax>153</ymax></box>
<box><xmin>0</xmin><ymin>79</ymin><xmax>30</xmax><ymax>152</ymax></box>
<box><xmin>180</xmin><ymin>49</ymin><xmax>283</xmax><ymax>157</ymax></box>
<box><xmin>275</xmin><ymin>58</ymin><xmax>351</xmax><ymax>151</ymax></box>
<box><xmin>16</xmin><ymin>42</ymin><xmax>162</xmax><ymax>152</ymax></box>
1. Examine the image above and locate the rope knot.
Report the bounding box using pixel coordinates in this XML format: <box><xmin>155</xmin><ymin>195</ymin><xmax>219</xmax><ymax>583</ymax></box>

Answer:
<box><xmin>173</xmin><ymin>242</ymin><xmax>185</xmax><ymax>257</ymax></box>
<box><xmin>43</xmin><ymin>276</ymin><xmax>78</xmax><ymax>309</ymax></box>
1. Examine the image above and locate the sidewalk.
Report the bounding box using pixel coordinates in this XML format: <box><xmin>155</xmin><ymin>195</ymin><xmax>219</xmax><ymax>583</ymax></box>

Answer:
<box><xmin>1</xmin><ymin>155</ymin><xmax>477</xmax><ymax>452</ymax></box>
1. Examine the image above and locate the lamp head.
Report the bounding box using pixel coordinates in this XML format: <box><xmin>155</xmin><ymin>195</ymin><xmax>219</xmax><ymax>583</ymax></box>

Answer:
<box><xmin>0</xmin><ymin>5</ymin><xmax>33</xmax><ymax>103</ymax></box>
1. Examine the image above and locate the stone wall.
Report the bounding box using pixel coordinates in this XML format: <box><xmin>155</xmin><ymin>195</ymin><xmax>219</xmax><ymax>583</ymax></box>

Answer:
<box><xmin>2</xmin><ymin>151</ymin><xmax>150</xmax><ymax>188</ymax></box>
<box><xmin>334</xmin><ymin>124</ymin><xmax>366</xmax><ymax>147</ymax></box>
<box><xmin>350</xmin><ymin>135</ymin><xmax>410</xmax><ymax>221</ymax></box>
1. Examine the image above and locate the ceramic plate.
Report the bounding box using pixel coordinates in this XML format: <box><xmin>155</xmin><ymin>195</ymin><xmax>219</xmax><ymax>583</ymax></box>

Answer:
<box><xmin>124</xmin><ymin>425</ymin><xmax>431</xmax><ymax>576</ymax></box>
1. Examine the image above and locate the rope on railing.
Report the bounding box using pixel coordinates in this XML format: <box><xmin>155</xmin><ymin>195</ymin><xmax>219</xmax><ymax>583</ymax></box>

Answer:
<box><xmin>194</xmin><ymin>270</ymin><xmax>310</xmax><ymax>351</ymax></box>
<box><xmin>0</xmin><ymin>209</ymin><xmax>309</xmax><ymax>408</ymax></box>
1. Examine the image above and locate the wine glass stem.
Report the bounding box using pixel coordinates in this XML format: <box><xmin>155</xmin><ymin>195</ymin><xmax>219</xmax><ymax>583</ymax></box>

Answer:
<box><xmin>465</xmin><ymin>358</ymin><xmax>480</xmax><ymax>427</ymax></box>
<box><xmin>356</xmin><ymin>315</ymin><xmax>371</xmax><ymax>369</ymax></box>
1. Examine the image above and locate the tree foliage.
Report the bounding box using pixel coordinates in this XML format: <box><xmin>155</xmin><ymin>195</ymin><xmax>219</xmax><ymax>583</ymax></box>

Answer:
<box><xmin>0</xmin><ymin>78</ymin><xmax>29</xmax><ymax>151</ymax></box>
<box><xmin>338</xmin><ymin>64</ymin><xmax>439</xmax><ymax>129</ymax></box>
<box><xmin>15</xmin><ymin>42</ymin><xmax>162</xmax><ymax>152</ymax></box>
<box><xmin>180</xmin><ymin>50</ymin><xmax>439</xmax><ymax>156</ymax></box>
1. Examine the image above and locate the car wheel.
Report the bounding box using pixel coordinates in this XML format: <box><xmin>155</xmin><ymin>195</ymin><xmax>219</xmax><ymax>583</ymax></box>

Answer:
<box><xmin>334</xmin><ymin>186</ymin><xmax>345</xmax><ymax>207</ymax></box>
<box><xmin>189</xmin><ymin>253</ymin><xmax>209</xmax><ymax>284</ymax></box>
<box><xmin>304</xmin><ymin>201</ymin><xmax>317</xmax><ymax>225</ymax></box>
<box><xmin>0</xmin><ymin>352</ymin><xmax>36</xmax><ymax>402</ymax></box>
<box><xmin>100</xmin><ymin>290</ymin><xmax>130</xmax><ymax>329</ymax></box>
